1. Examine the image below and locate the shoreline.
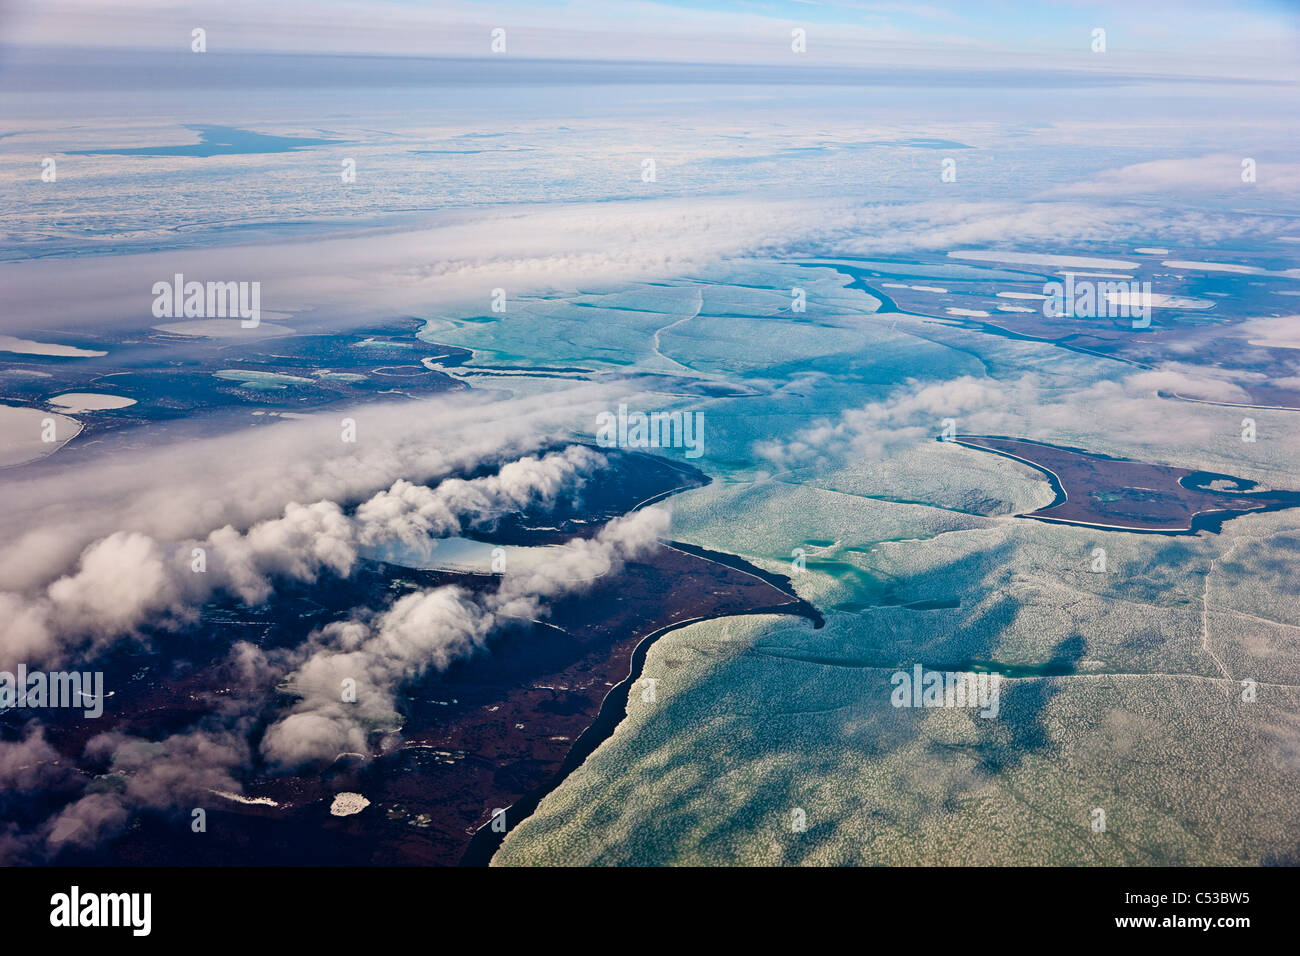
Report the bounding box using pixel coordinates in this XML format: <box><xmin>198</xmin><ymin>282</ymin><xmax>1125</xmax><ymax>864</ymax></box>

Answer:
<box><xmin>461</xmin><ymin>573</ymin><xmax>821</xmax><ymax>866</ymax></box>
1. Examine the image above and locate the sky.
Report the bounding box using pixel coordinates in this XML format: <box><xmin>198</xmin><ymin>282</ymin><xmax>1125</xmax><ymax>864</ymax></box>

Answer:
<box><xmin>1</xmin><ymin>0</ymin><xmax>1297</xmax><ymax>79</ymax></box>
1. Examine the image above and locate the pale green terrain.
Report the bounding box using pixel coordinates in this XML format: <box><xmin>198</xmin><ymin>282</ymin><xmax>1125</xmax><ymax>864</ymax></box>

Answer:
<box><xmin>420</xmin><ymin>261</ymin><xmax>1300</xmax><ymax>867</ymax></box>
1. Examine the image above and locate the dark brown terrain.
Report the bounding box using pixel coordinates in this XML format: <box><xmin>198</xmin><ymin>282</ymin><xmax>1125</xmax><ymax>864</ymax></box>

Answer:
<box><xmin>956</xmin><ymin>435</ymin><xmax>1300</xmax><ymax>533</ymax></box>
<box><xmin>29</xmin><ymin>450</ymin><xmax>820</xmax><ymax>866</ymax></box>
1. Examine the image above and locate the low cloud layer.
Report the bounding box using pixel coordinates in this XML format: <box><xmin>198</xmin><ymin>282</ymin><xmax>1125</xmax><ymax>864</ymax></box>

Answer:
<box><xmin>1046</xmin><ymin>153</ymin><xmax>1299</xmax><ymax>199</ymax></box>
<box><xmin>1</xmin><ymin>443</ymin><xmax>610</xmax><ymax>664</ymax></box>
<box><xmin>0</xmin><ymin>384</ymin><xmax>632</xmax><ymax>594</ymax></box>
<box><xmin>0</xmin><ymin>428</ymin><xmax>668</xmax><ymax>861</ymax></box>
<box><xmin>756</xmin><ymin>366</ymin><xmax>1265</xmax><ymax>474</ymax></box>
<box><xmin>3</xmin><ymin>199</ymin><xmax>1288</xmax><ymax>335</ymax></box>
<box><xmin>262</xmin><ymin>505</ymin><xmax>668</xmax><ymax>768</ymax></box>
<box><xmin>11</xmin><ymin>504</ymin><xmax>669</xmax><ymax>860</ymax></box>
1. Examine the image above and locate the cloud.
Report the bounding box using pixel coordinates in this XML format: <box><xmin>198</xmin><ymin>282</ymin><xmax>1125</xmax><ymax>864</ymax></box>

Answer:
<box><xmin>1239</xmin><ymin>315</ymin><xmax>1300</xmax><ymax>351</ymax></box>
<box><xmin>356</xmin><ymin>444</ymin><xmax>607</xmax><ymax>560</ymax></box>
<box><xmin>42</xmin><ymin>726</ymin><xmax>250</xmax><ymax>853</ymax></box>
<box><xmin>2</xmin><ymin>199</ymin><xmax>1287</xmax><ymax>335</ymax></box>
<box><xmin>756</xmin><ymin>374</ymin><xmax>1031</xmax><ymax>468</ymax></box>
<box><xmin>1046</xmin><ymin>153</ymin><xmax>1298</xmax><ymax>198</ymax></box>
<box><xmin>261</xmin><ymin>505</ymin><xmax>669</xmax><ymax>768</ymax></box>
<box><xmin>756</xmin><ymin>366</ymin><xmax>1252</xmax><ymax>474</ymax></box>
<box><xmin>0</xmin><ymin>725</ymin><xmax>77</xmax><ymax>792</ymax></box>
<box><xmin>13</xmin><ymin>504</ymin><xmax>670</xmax><ymax>858</ymax></box>
<box><xmin>0</xmin><ymin>442</ymin><xmax>614</xmax><ymax>664</ymax></box>
<box><xmin>43</xmin><ymin>793</ymin><xmax>131</xmax><ymax>853</ymax></box>
<box><xmin>0</xmin><ymin>385</ymin><xmax>622</xmax><ymax>592</ymax></box>
<box><xmin>1124</xmin><ymin>366</ymin><xmax>1253</xmax><ymax>404</ymax></box>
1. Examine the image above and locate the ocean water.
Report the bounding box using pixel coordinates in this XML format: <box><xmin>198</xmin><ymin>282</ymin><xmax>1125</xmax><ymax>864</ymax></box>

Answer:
<box><xmin>68</xmin><ymin>124</ymin><xmax>344</xmax><ymax>157</ymax></box>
